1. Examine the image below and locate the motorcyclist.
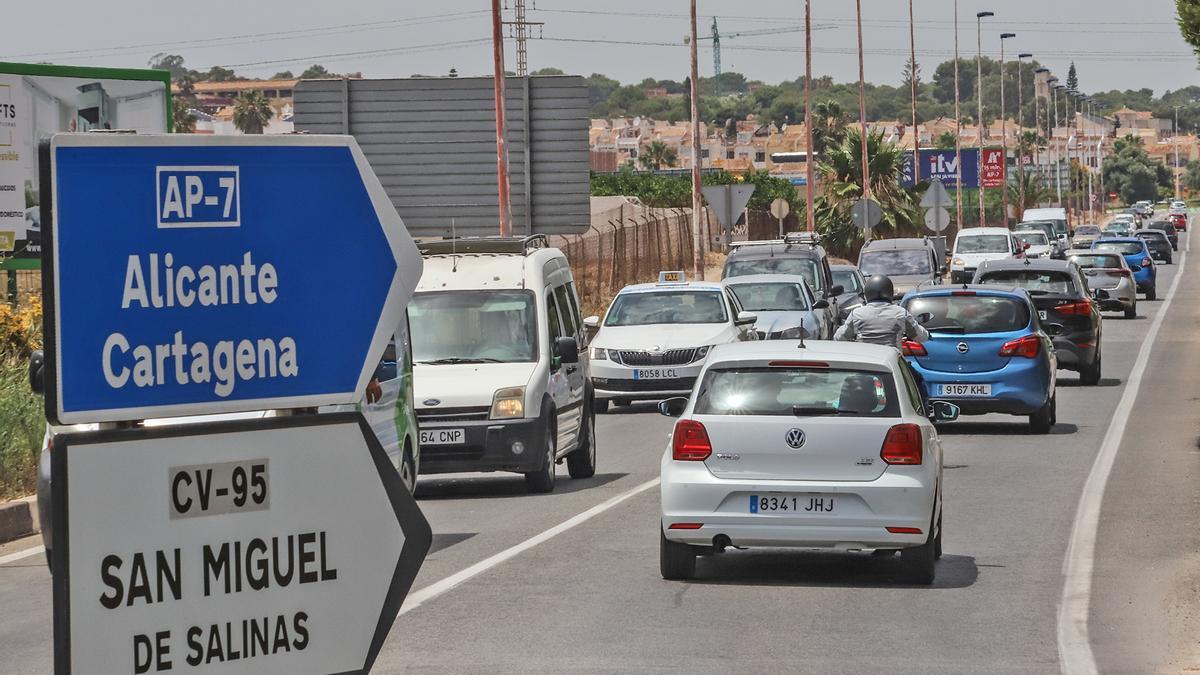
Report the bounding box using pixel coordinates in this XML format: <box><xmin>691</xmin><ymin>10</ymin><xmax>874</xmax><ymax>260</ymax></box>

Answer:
<box><xmin>834</xmin><ymin>274</ymin><xmax>930</xmax><ymax>348</ymax></box>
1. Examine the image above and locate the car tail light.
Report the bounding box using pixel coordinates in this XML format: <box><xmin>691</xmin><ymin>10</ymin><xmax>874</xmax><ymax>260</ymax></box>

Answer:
<box><xmin>668</xmin><ymin>523</ymin><xmax>704</xmax><ymax>530</ymax></box>
<box><xmin>886</xmin><ymin>527</ymin><xmax>924</xmax><ymax>535</ymax></box>
<box><xmin>1141</xmin><ymin>258</ymin><xmax>1152</xmax><ymax>268</ymax></box>
<box><xmin>952</xmin><ymin>290</ymin><xmax>976</xmax><ymax>296</ymax></box>
<box><xmin>1055</xmin><ymin>300</ymin><xmax>1093</xmax><ymax>316</ymax></box>
<box><xmin>880</xmin><ymin>423</ymin><xmax>923</xmax><ymax>465</ymax></box>
<box><xmin>999</xmin><ymin>334</ymin><xmax>1041</xmax><ymax>358</ymax></box>
<box><xmin>768</xmin><ymin>361</ymin><xmax>829</xmax><ymax>368</ymax></box>
<box><xmin>900</xmin><ymin>340</ymin><xmax>926</xmax><ymax>356</ymax></box>
<box><xmin>1115</xmin><ymin>269</ymin><xmax>1132</xmax><ymax>278</ymax></box>
<box><xmin>672</xmin><ymin>419</ymin><xmax>712</xmax><ymax>461</ymax></box>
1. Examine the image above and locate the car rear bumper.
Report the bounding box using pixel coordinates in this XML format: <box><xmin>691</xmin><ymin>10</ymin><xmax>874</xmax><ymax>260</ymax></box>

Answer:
<box><xmin>591</xmin><ymin>359</ymin><xmax>702</xmax><ymax>400</ymax></box>
<box><xmin>660</xmin><ymin>459</ymin><xmax>936</xmax><ymax>550</ymax></box>
<box><xmin>1051</xmin><ymin>335</ymin><xmax>1098</xmax><ymax>370</ymax></box>
<box><xmin>910</xmin><ymin>361</ymin><xmax>1051</xmax><ymax>415</ymax></box>
<box><xmin>417</xmin><ymin>416</ymin><xmax>547</xmax><ymax>474</ymax></box>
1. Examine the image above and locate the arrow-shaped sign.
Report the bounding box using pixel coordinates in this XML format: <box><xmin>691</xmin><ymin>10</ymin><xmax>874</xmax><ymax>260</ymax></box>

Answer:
<box><xmin>919</xmin><ymin>178</ymin><xmax>952</xmax><ymax>210</ymax></box>
<box><xmin>43</xmin><ymin>134</ymin><xmax>423</xmax><ymax>424</ymax></box>
<box><xmin>702</xmin><ymin>184</ymin><xmax>756</xmax><ymax>228</ymax></box>
<box><xmin>52</xmin><ymin>412</ymin><xmax>432</xmax><ymax>675</ymax></box>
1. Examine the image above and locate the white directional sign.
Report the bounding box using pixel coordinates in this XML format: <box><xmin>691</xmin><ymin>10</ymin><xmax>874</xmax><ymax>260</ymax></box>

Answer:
<box><xmin>52</xmin><ymin>413</ymin><xmax>431</xmax><ymax>675</ymax></box>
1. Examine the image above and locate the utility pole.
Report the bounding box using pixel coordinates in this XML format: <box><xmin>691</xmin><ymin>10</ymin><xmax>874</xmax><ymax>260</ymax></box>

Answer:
<box><xmin>976</xmin><ymin>11</ymin><xmax>993</xmax><ymax>227</ymax></box>
<box><xmin>805</xmin><ymin>0</ymin><xmax>816</xmax><ymax>233</ymax></box>
<box><xmin>999</xmin><ymin>32</ymin><xmax>1015</xmax><ymax>227</ymax></box>
<box><xmin>856</xmin><ymin>0</ymin><xmax>872</xmax><ymax>242</ymax></box>
<box><xmin>689</xmin><ymin>0</ymin><xmax>704</xmax><ymax>280</ymax></box>
<box><xmin>909</xmin><ymin>0</ymin><xmax>920</xmax><ymax>183</ymax></box>
<box><xmin>1017</xmin><ymin>53</ymin><xmax>1032</xmax><ymax>219</ymax></box>
<box><xmin>491</xmin><ymin>0</ymin><xmax>513</xmax><ymax>236</ymax></box>
<box><xmin>954</xmin><ymin>0</ymin><xmax>963</xmax><ymax>229</ymax></box>
<box><xmin>501</xmin><ymin>0</ymin><xmax>543</xmax><ymax>77</ymax></box>
<box><xmin>1175</xmin><ymin>105</ymin><xmax>1182</xmax><ymax>200</ymax></box>
<box><xmin>1034</xmin><ymin>67</ymin><xmax>1048</xmax><ymax>185</ymax></box>
<box><xmin>1052</xmin><ymin>83</ymin><xmax>1062</xmax><ymax>207</ymax></box>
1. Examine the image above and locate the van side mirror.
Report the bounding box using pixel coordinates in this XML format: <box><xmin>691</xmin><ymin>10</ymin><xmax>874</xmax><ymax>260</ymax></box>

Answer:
<box><xmin>29</xmin><ymin>349</ymin><xmax>44</xmax><ymax>395</ymax></box>
<box><xmin>658</xmin><ymin>397</ymin><xmax>688</xmax><ymax>418</ymax></box>
<box><xmin>828</xmin><ymin>285</ymin><xmax>845</xmax><ymax>296</ymax></box>
<box><xmin>929</xmin><ymin>400</ymin><xmax>960</xmax><ymax>422</ymax></box>
<box><xmin>813</xmin><ymin>299</ymin><xmax>829</xmax><ymax>309</ymax></box>
<box><xmin>583</xmin><ymin>315</ymin><xmax>600</xmax><ymax>329</ymax></box>
<box><xmin>553</xmin><ymin>337</ymin><xmax>580</xmax><ymax>364</ymax></box>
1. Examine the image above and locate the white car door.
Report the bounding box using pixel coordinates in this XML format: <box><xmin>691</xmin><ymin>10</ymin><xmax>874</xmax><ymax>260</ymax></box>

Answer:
<box><xmin>546</xmin><ymin>287</ymin><xmax>582</xmax><ymax>453</ymax></box>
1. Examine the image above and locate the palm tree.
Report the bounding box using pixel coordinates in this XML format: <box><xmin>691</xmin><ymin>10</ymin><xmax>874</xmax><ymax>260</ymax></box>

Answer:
<box><xmin>811</xmin><ymin>100</ymin><xmax>850</xmax><ymax>156</ymax></box>
<box><xmin>232</xmin><ymin>91</ymin><xmax>274</xmax><ymax>135</ymax></box>
<box><xmin>639</xmin><ymin>140</ymin><xmax>678</xmax><ymax>171</ymax></box>
<box><xmin>171</xmin><ymin>96</ymin><xmax>196</xmax><ymax>134</ymax></box>
<box><xmin>1008</xmin><ymin>170</ymin><xmax>1053</xmax><ymax>214</ymax></box>
<box><xmin>814</xmin><ymin>128</ymin><xmax>921</xmax><ymax>254</ymax></box>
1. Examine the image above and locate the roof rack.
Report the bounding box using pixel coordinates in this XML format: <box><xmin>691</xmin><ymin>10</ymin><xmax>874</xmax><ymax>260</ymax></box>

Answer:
<box><xmin>728</xmin><ymin>231</ymin><xmax>823</xmax><ymax>250</ymax></box>
<box><xmin>418</xmin><ymin>234</ymin><xmax>549</xmax><ymax>256</ymax></box>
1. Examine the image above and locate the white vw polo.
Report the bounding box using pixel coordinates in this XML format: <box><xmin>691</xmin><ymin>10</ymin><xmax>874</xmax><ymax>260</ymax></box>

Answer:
<box><xmin>658</xmin><ymin>340</ymin><xmax>958</xmax><ymax>584</ymax></box>
<box><xmin>584</xmin><ymin>272</ymin><xmax>757</xmax><ymax>413</ymax></box>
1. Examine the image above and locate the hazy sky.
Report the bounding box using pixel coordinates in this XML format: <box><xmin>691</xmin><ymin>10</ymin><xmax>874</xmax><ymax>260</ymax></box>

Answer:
<box><xmin>3</xmin><ymin>0</ymin><xmax>1196</xmax><ymax>95</ymax></box>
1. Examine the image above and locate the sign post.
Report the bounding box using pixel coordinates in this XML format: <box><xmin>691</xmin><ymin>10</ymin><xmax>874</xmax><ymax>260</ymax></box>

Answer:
<box><xmin>769</xmin><ymin>198</ymin><xmax>790</xmax><ymax>237</ymax></box>
<box><xmin>701</xmin><ymin>184</ymin><xmax>756</xmax><ymax>247</ymax></box>
<box><xmin>43</xmin><ymin>134</ymin><xmax>432</xmax><ymax>674</ymax></box>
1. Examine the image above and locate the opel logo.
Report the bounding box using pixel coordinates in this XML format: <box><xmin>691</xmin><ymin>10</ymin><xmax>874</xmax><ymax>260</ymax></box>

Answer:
<box><xmin>956</xmin><ymin>342</ymin><xmax>970</xmax><ymax>354</ymax></box>
<box><xmin>423</xmin><ymin>399</ymin><xmax>441</xmax><ymax>406</ymax></box>
<box><xmin>785</xmin><ymin>428</ymin><xmax>806</xmax><ymax>449</ymax></box>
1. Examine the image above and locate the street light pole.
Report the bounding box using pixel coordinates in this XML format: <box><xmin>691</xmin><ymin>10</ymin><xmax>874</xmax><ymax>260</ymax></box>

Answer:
<box><xmin>805</xmin><ymin>0</ymin><xmax>815</xmax><ymax>232</ymax></box>
<box><xmin>491</xmin><ymin>0</ymin><xmax>513</xmax><ymax>236</ymax></box>
<box><xmin>999</xmin><ymin>32</ymin><xmax>1016</xmax><ymax>226</ymax></box>
<box><xmin>1175</xmin><ymin>105</ymin><xmax>1182</xmax><ymax>200</ymax></box>
<box><xmin>856</xmin><ymin>0</ymin><xmax>872</xmax><ymax>242</ymax></box>
<box><xmin>688</xmin><ymin>0</ymin><xmax>703</xmax><ymax>279</ymax></box>
<box><xmin>1017</xmin><ymin>53</ymin><xmax>1032</xmax><ymax>219</ymax></box>
<box><xmin>976</xmin><ymin>11</ymin><xmax>993</xmax><ymax>227</ymax></box>
<box><xmin>1034</xmin><ymin>67</ymin><xmax>1048</xmax><ymax>186</ymax></box>
<box><xmin>1052</xmin><ymin>83</ymin><xmax>1063</xmax><ymax>207</ymax></box>
<box><xmin>909</xmin><ymin>0</ymin><xmax>920</xmax><ymax>183</ymax></box>
<box><xmin>954</xmin><ymin>0</ymin><xmax>963</xmax><ymax>229</ymax></box>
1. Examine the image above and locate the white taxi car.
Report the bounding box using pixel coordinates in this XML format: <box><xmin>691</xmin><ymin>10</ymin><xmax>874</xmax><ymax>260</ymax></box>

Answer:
<box><xmin>584</xmin><ymin>272</ymin><xmax>757</xmax><ymax>413</ymax></box>
<box><xmin>658</xmin><ymin>340</ymin><xmax>959</xmax><ymax>584</ymax></box>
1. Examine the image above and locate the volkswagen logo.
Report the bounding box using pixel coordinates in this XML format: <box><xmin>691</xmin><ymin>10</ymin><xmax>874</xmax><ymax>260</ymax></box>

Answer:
<box><xmin>785</xmin><ymin>428</ymin><xmax>806</xmax><ymax>449</ymax></box>
<box><xmin>423</xmin><ymin>399</ymin><xmax>441</xmax><ymax>406</ymax></box>
<box><xmin>956</xmin><ymin>342</ymin><xmax>970</xmax><ymax>354</ymax></box>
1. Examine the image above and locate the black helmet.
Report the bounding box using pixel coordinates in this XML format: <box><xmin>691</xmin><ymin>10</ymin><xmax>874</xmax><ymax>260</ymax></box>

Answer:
<box><xmin>863</xmin><ymin>274</ymin><xmax>894</xmax><ymax>302</ymax></box>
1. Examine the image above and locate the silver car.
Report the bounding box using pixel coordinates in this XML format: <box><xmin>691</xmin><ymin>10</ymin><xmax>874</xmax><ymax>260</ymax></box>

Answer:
<box><xmin>1067</xmin><ymin>250</ymin><xmax>1137</xmax><ymax>319</ymax></box>
<box><xmin>724</xmin><ymin>274</ymin><xmax>834</xmax><ymax>340</ymax></box>
<box><xmin>1072</xmin><ymin>224</ymin><xmax>1103</xmax><ymax>249</ymax></box>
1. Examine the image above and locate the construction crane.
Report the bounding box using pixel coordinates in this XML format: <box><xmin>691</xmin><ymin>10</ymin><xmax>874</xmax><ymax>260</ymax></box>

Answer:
<box><xmin>689</xmin><ymin>18</ymin><xmax>830</xmax><ymax>96</ymax></box>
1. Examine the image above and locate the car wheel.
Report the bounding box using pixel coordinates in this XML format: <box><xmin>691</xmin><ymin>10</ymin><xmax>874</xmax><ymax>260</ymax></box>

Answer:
<box><xmin>660</xmin><ymin>527</ymin><xmax>698</xmax><ymax>580</ymax></box>
<box><xmin>524</xmin><ymin>410</ymin><xmax>557</xmax><ymax>493</ymax></box>
<box><xmin>1029</xmin><ymin>393</ymin><xmax>1055</xmax><ymax>434</ymax></box>
<box><xmin>567</xmin><ymin>407</ymin><xmax>597</xmax><ymax>479</ymax></box>
<box><xmin>592</xmin><ymin>397</ymin><xmax>609</xmax><ymax>415</ymax></box>
<box><xmin>1079</xmin><ymin>352</ymin><xmax>1102</xmax><ymax>386</ymax></box>
<box><xmin>1146</xmin><ymin>286</ymin><xmax>1157</xmax><ymax>301</ymax></box>
<box><xmin>1124</xmin><ymin>303</ymin><xmax>1137</xmax><ymax>319</ymax></box>
<box><xmin>399</xmin><ymin>443</ymin><xmax>418</xmax><ymax>495</ymax></box>
<box><xmin>900</xmin><ymin>509</ymin><xmax>937</xmax><ymax>585</ymax></box>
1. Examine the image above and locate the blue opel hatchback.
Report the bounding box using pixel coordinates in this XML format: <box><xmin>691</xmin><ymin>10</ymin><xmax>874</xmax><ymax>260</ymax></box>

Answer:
<box><xmin>900</xmin><ymin>286</ymin><xmax>1058</xmax><ymax>433</ymax></box>
<box><xmin>1092</xmin><ymin>237</ymin><xmax>1156</xmax><ymax>299</ymax></box>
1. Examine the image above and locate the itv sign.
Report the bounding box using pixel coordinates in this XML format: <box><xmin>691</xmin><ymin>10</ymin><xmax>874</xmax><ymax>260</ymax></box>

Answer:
<box><xmin>901</xmin><ymin>149</ymin><xmax>980</xmax><ymax>189</ymax></box>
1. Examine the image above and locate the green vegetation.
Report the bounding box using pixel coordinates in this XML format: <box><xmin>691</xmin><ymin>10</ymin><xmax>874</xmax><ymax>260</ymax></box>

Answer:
<box><xmin>232</xmin><ymin>91</ymin><xmax>274</xmax><ymax>135</ymax></box>
<box><xmin>0</xmin><ymin>298</ymin><xmax>42</xmax><ymax>501</ymax></box>
<box><xmin>1102</xmin><ymin>135</ymin><xmax>1173</xmax><ymax>204</ymax></box>
<box><xmin>591</xmin><ymin>168</ymin><xmax>800</xmax><ymax>213</ymax></box>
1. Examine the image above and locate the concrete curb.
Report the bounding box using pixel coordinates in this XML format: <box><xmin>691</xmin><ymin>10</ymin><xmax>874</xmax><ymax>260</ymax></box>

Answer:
<box><xmin>0</xmin><ymin>496</ymin><xmax>38</xmax><ymax>544</ymax></box>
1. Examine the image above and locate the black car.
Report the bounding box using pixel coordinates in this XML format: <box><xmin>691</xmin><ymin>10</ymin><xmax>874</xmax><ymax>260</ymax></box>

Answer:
<box><xmin>972</xmin><ymin>258</ymin><xmax>1103</xmax><ymax>385</ymax></box>
<box><xmin>1145</xmin><ymin>220</ymin><xmax>1179</xmax><ymax>250</ymax></box>
<box><xmin>1135</xmin><ymin>229</ymin><xmax>1173</xmax><ymax>264</ymax></box>
<box><xmin>724</xmin><ymin>232</ymin><xmax>844</xmax><ymax>326</ymax></box>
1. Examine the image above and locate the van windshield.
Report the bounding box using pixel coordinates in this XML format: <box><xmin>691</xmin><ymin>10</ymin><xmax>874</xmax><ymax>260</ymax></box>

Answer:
<box><xmin>859</xmin><ymin>249</ymin><xmax>931</xmax><ymax>276</ymax></box>
<box><xmin>409</xmin><ymin>290</ymin><xmax>538</xmax><ymax>364</ymax></box>
<box><xmin>726</xmin><ymin>258</ymin><xmax>823</xmax><ymax>291</ymax></box>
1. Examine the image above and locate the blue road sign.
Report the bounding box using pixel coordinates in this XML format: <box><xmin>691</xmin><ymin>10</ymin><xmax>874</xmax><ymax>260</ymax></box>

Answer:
<box><xmin>901</xmin><ymin>148</ymin><xmax>980</xmax><ymax>189</ymax></box>
<box><xmin>45</xmin><ymin>134</ymin><xmax>423</xmax><ymax>424</ymax></box>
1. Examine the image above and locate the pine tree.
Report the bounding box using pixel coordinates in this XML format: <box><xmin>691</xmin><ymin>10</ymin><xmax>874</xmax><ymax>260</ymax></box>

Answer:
<box><xmin>902</xmin><ymin>57</ymin><xmax>922</xmax><ymax>90</ymax></box>
<box><xmin>1066</xmin><ymin>62</ymin><xmax>1078</xmax><ymax>93</ymax></box>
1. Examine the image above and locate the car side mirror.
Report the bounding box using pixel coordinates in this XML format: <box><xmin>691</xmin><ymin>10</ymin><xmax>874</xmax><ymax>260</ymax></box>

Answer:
<box><xmin>553</xmin><ymin>336</ymin><xmax>580</xmax><ymax>364</ymax></box>
<box><xmin>1093</xmin><ymin>289</ymin><xmax>1111</xmax><ymax>300</ymax></box>
<box><xmin>735</xmin><ymin>311</ymin><xmax>758</xmax><ymax>326</ymax></box>
<box><xmin>29</xmin><ymin>349</ymin><xmax>44</xmax><ymax>395</ymax></box>
<box><xmin>1024</xmin><ymin>242</ymin><xmax>1032</xmax><ymax>250</ymax></box>
<box><xmin>916</xmin><ymin>312</ymin><xmax>934</xmax><ymax>325</ymax></box>
<box><xmin>828</xmin><ymin>285</ymin><xmax>845</xmax><ymax>296</ymax></box>
<box><xmin>929</xmin><ymin>400</ymin><xmax>960</xmax><ymax>422</ymax></box>
<box><xmin>939</xmin><ymin>265</ymin><xmax>948</xmax><ymax>275</ymax></box>
<box><xmin>813</xmin><ymin>299</ymin><xmax>829</xmax><ymax>309</ymax></box>
<box><xmin>1043</xmin><ymin>323</ymin><xmax>1064</xmax><ymax>337</ymax></box>
<box><xmin>583</xmin><ymin>315</ymin><xmax>600</xmax><ymax>329</ymax></box>
<box><xmin>658</xmin><ymin>397</ymin><xmax>688</xmax><ymax>418</ymax></box>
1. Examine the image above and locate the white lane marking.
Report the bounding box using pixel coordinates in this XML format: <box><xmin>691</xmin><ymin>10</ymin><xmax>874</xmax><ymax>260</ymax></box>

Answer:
<box><xmin>1057</xmin><ymin>233</ymin><xmax>1189</xmax><ymax>674</ymax></box>
<box><xmin>0</xmin><ymin>545</ymin><xmax>44</xmax><ymax>566</ymax></box>
<box><xmin>398</xmin><ymin>477</ymin><xmax>661</xmax><ymax>617</ymax></box>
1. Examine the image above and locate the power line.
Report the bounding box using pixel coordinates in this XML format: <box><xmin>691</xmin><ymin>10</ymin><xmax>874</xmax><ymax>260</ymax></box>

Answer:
<box><xmin>213</xmin><ymin>38</ymin><xmax>492</xmax><ymax>70</ymax></box>
<box><xmin>0</xmin><ymin>10</ymin><xmax>488</xmax><ymax>61</ymax></box>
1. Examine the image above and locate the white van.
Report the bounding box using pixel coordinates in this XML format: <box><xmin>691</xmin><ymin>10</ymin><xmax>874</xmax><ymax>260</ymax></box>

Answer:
<box><xmin>1021</xmin><ymin>207</ymin><xmax>1070</xmax><ymax>247</ymax></box>
<box><xmin>949</xmin><ymin>227</ymin><xmax>1022</xmax><ymax>283</ymax></box>
<box><xmin>409</xmin><ymin>235</ymin><xmax>595</xmax><ymax>493</ymax></box>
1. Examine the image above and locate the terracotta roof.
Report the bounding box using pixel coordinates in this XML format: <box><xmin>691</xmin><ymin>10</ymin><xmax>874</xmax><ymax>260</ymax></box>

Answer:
<box><xmin>179</xmin><ymin>79</ymin><xmax>300</xmax><ymax>94</ymax></box>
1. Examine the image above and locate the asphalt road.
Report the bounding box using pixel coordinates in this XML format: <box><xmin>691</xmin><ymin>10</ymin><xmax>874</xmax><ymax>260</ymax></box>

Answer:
<box><xmin>2</xmin><ymin>231</ymin><xmax>1196</xmax><ymax>674</ymax></box>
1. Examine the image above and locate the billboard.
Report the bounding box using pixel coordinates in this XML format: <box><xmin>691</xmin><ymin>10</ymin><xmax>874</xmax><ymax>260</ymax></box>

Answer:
<box><xmin>0</xmin><ymin>63</ymin><xmax>171</xmax><ymax>263</ymax></box>
<box><xmin>980</xmin><ymin>148</ymin><xmax>1007</xmax><ymax>188</ymax></box>
<box><xmin>901</xmin><ymin>148</ymin><xmax>980</xmax><ymax>188</ymax></box>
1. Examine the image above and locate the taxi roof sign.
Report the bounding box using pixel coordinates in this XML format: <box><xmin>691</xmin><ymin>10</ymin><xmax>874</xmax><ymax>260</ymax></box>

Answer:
<box><xmin>658</xmin><ymin>271</ymin><xmax>687</xmax><ymax>284</ymax></box>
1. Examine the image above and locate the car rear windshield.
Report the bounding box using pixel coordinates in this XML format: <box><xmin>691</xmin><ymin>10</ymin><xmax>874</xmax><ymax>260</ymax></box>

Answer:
<box><xmin>1068</xmin><ymin>254</ymin><xmax>1122</xmax><ymax>269</ymax></box>
<box><xmin>977</xmin><ymin>269</ymin><xmax>1076</xmax><ymax>294</ymax></box>
<box><xmin>904</xmin><ymin>295</ymin><xmax>1031</xmax><ymax>334</ymax></box>
<box><xmin>859</xmin><ymin>249</ymin><xmax>931</xmax><ymax>276</ymax></box>
<box><xmin>1149</xmin><ymin>222</ymin><xmax>1176</xmax><ymax>233</ymax></box>
<box><xmin>728</xmin><ymin>282</ymin><xmax>810</xmax><ymax>312</ymax></box>
<box><xmin>1094</xmin><ymin>242</ymin><xmax>1144</xmax><ymax>255</ymax></box>
<box><xmin>604</xmin><ymin>290</ymin><xmax>728</xmax><ymax>326</ymax></box>
<box><xmin>726</xmin><ymin>258</ymin><xmax>822</xmax><ymax>290</ymax></box>
<box><xmin>831</xmin><ymin>269</ymin><xmax>863</xmax><ymax>293</ymax></box>
<box><xmin>1074</xmin><ymin>226</ymin><xmax>1101</xmax><ymax>235</ymax></box>
<box><xmin>694</xmin><ymin>367</ymin><xmax>900</xmax><ymax>417</ymax></box>
<box><xmin>955</xmin><ymin>235</ymin><xmax>1011</xmax><ymax>254</ymax></box>
<box><xmin>1136</xmin><ymin>231</ymin><xmax>1167</xmax><ymax>241</ymax></box>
